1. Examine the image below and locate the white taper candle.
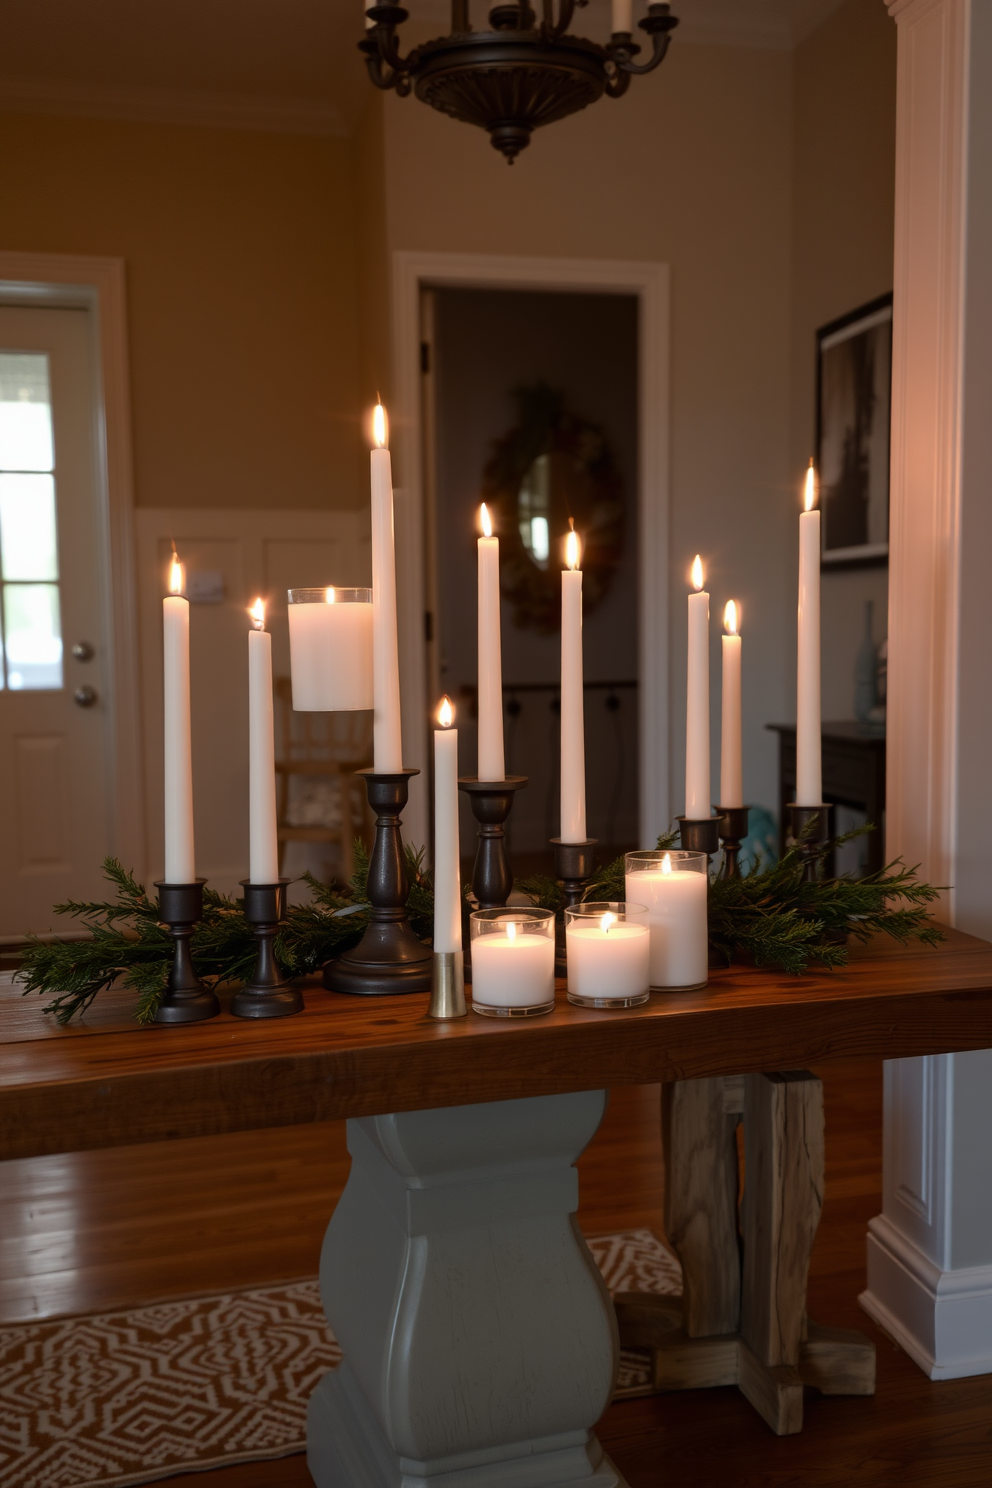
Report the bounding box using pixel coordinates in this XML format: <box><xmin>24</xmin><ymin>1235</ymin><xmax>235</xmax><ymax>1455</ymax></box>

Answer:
<box><xmin>248</xmin><ymin>600</ymin><xmax>279</xmax><ymax>884</ymax></box>
<box><xmin>370</xmin><ymin>403</ymin><xmax>403</xmax><ymax>773</ymax></box>
<box><xmin>560</xmin><ymin>525</ymin><xmax>586</xmax><ymax>843</ymax></box>
<box><xmin>163</xmin><ymin>554</ymin><xmax>195</xmax><ymax>883</ymax></box>
<box><xmin>685</xmin><ymin>555</ymin><xmax>710</xmax><ymax>818</ymax></box>
<box><xmin>433</xmin><ymin>696</ymin><xmax>461</xmax><ymax>954</ymax></box>
<box><xmin>612</xmin><ymin>0</ymin><xmax>633</xmax><ymax>32</ymax></box>
<box><xmin>720</xmin><ymin>600</ymin><xmax>743</xmax><ymax>809</ymax></box>
<box><xmin>797</xmin><ymin>463</ymin><xmax>822</xmax><ymax>805</ymax></box>
<box><xmin>477</xmin><ymin>503</ymin><xmax>505</xmax><ymax>782</ymax></box>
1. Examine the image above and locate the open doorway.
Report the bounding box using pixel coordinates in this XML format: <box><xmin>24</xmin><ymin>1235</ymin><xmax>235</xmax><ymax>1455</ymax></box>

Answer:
<box><xmin>422</xmin><ymin>286</ymin><xmax>639</xmax><ymax>876</ymax></box>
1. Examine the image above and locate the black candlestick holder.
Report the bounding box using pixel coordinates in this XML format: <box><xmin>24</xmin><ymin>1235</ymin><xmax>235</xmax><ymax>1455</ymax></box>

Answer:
<box><xmin>551</xmin><ymin>837</ymin><xmax>597</xmax><ymax>977</ymax></box>
<box><xmin>788</xmin><ymin>803</ymin><xmax>832</xmax><ymax>882</ymax></box>
<box><xmin>324</xmin><ymin>768</ymin><xmax>433</xmax><ymax>995</ymax></box>
<box><xmin>676</xmin><ymin>815</ymin><xmax>721</xmax><ymax>860</ymax></box>
<box><xmin>153</xmin><ymin>881</ymin><xmax>220</xmax><ymax>1024</ymax></box>
<box><xmin>714</xmin><ymin>806</ymin><xmax>751</xmax><ymax>878</ymax></box>
<box><xmin>231</xmin><ymin>880</ymin><xmax>303</xmax><ymax>1019</ymax></box>
<box><xmin>458</xmin><ymin>776</ymin><xmax>528</xmax><ymax>910</ymax></box>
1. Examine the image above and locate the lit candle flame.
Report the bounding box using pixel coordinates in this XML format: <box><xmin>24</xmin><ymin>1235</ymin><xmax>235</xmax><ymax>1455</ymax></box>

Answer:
<box><xmin>437</xmin><ymin>694</ymin><xmax>454</xmax><ymax>728</ymax></box>
<box><xmin>804</xmin><ymin>459</ymin><xmax>817</xmax><ymax>512</ymax></box>
<box><xmin>480</xmin><ymin>502</ymin><xmax>493</xmax><ymax>539</ymax></box>
<box><xmin>249</xmin><ymin>597</ymin><xmax>265</xmax><ymax>630</ymax></box>
<box><xmin>507</xmin><ymin>920</ymin><xmax>517</xmax><ymax>942</ymax></box>
<box><xmin>565</xmin><ymin>524</ymin><xmax>581</xmax><ymax>571</ymax></box>
<box><xmin>691</xmin><ymin>554</ymin><xmax>704</xmax><ymax>591</ymax></box>
<box><xmin>325</xmin><ymin>586</ymin><xmax>336</xmax><ymax>604</ymax></box>
<box><xmin>373</xmin><ymin>402</ymin><xmax>388</xmax><ymax>449</ymax></box>
<box><xmin>724</xmin><ymin>599</ymin><xmax>739</xmax><ymax>635</ymax></box>
<box><xmin>662</xmin><ymin>853</ymin><xmax>672</xmax><ymax>876</ymax></box>
<box><xmin>168</xmin><ymin>551</ymin><xmax>184</xmax><ymax>596</ymax></box>
<box><xmin>600</xmin><ymin>910</ymin><xmax>615</xmax><ymax>935</ymax></box>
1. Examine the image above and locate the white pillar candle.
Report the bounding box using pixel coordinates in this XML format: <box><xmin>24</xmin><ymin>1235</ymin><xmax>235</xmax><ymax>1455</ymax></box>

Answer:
<box><xmin>612</xmin><ymin>0</ymin><xmax>633</xmax><ymax>32</ymax></box>
<box><xmin>371</xmin><ymin>403</ymin><xmax>403</xmax><ymax>773</ymax></box>
<box><xmin>566</xmin><ymin>915</ymin><xmax>649</xmax><ymax>1001</ymax></box>
<box><xmin>720</xmin><ymin>600</ymin><xmax>743</xmax><ymax>809</ymax></box>
<box><xmin>625</xmin><ymin>853</ymin><xmax>708</xmax><ymax>990</ymax></box>
<box><xmin>797</xmin><ymin>462</ymin><xmax>822</xmax><ymax>806</ymax></box>
<box><xmin>471</xmin><ymin>922</ymin><xmax>555</xmax><ymax>1009</ymax></box>
<box><xmin>433</xmin><ymin>696</ymin><xmax>461</xmax><ymax>954</ymax></box>
<box><xmin>685</xmin><ymin>555</ymin><xmax>711</xmax><ymax>818</ymax></box>
<box><xmin>163</xmin><ymin>554</ymin><xmax>195</xmax><ymax>884</ymax></box>
<box><xmin>248</xmin><ymin>600</ymin><xmax>280</xmax><ymax>884</ymax></box>
<box><xmin>477</xmin><ymin>503</ymin><xmax>505</xmax><ymax>782</ymax></box>
<box><xmin>288</xmin><ymin>587</ymin><xmax>373</xmax><ymax>711</ymax></box>
<box><xmin>560</xmin><ymin>526</ymin><xmax>586</xmax><ymax>843</ymax></box>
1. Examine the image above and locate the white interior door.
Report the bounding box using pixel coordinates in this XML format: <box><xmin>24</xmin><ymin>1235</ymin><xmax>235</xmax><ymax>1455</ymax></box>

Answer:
<box><xmin>0</xmin><ymin>305</ymin><xmax>114</xmax><ymax>936</ymax></box>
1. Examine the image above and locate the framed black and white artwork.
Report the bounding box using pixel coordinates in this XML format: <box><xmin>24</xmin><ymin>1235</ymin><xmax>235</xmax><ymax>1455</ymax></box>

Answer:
<box><xmin>816</xmin><ymin>292</ymin><xmax>893</xmax><ymax>567</ymax></box>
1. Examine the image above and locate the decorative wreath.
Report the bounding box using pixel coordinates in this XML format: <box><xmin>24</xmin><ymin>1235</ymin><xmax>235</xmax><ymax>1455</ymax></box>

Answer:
<box><xmin>481</xmin><ymin>382</ymin><xmax>625</xmax><ymax>634</ymax></box>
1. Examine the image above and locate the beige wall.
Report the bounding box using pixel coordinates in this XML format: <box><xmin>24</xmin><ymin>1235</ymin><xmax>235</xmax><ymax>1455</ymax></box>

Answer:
<box><xmin>0</xmin><ymin>110</ymin><xmax>367</xmax><ymax>511</ymax></box>
<box><xmin>379</xmin><ymin>38</ymin><xmax>796</xmax><ymax>815</ymax></box>
<box><xmin>792</xmin><ymin>0</ymin><xmax>897</xmax><ymax>720</ymax></box>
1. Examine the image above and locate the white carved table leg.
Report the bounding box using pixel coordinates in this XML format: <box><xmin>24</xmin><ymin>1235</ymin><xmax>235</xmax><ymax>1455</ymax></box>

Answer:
<box><xmin>307</xmin><ymin>1089</ymin><xmax>629</xmax><ymax>1488</ymax></box>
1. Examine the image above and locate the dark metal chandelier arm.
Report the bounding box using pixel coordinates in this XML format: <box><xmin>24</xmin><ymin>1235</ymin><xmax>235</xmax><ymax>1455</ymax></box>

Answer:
<box><xmin>363</xmin><ymin>5</ymin><xmax>417</xmax><ymax>88</ymax></box>
<box><xmin>612</xmin><ymin>4</ymin><xmax>677</xmax><ymax>76</ymax></box>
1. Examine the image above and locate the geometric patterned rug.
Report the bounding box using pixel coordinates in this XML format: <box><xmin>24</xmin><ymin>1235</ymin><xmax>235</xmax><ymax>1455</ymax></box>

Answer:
<box><xmin>0</xmin><ymin>1229</ymin><xmax>681</xmax><ymax>1488</ymax></box>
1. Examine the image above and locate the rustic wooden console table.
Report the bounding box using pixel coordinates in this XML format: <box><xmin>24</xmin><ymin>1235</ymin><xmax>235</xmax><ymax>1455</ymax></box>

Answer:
<box><xmin>3</xmin><ymin>928</ymin><xmax>992</xmax><ymax>1487</ymax></box>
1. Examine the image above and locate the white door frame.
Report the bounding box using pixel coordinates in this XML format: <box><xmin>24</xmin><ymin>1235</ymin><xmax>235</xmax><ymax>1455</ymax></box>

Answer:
<box><xmin>0</xmin><ymin>251</ymin><xmax>144</xmax><ymax>876</ymax></box>
<box><xmin>391</xmin><ymin>250</ymin><xmax>671</xmax><ymax>851</ymax></box>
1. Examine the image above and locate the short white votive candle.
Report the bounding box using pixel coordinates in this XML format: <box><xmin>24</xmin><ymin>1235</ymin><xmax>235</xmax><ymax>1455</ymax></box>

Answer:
<box><xmin>625</xmin><ymin>850</ymin><xmax>708</xmax><ymax>990</ymax></box>
<box><xmin>565</xmin><ymin>902</ymin><xmax>650</xmax><ymax>1008</ymax></box>
<box><xmin>470</xmin><ymin>909</ymin><xmax>556</xmax><ymax>1017</ymax></box>
<box><xmin>287</xmin><ymin>587</ymin><xmax>373</xmax><ymax>711</ymax></box>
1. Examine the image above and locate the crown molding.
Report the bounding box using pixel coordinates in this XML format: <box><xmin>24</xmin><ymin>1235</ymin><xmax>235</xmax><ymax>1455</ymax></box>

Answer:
<box><xmin>0</xmin><ymin>75</ymin><xmax>349</xmax><ymax>137</ymax></box>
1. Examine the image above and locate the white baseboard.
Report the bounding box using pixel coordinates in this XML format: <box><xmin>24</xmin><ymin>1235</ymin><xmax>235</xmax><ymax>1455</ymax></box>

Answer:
<box><xmin>860</xmin><ymin>1214</ymin><xmax>992</xmax><ymax>1380</ymax></box>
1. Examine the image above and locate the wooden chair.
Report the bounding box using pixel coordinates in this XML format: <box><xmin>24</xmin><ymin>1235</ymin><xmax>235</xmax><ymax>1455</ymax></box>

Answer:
<box><xmin>274</xmin><ymin>678</ymin><xmax>373</xmax><ymax>885</ymax></box>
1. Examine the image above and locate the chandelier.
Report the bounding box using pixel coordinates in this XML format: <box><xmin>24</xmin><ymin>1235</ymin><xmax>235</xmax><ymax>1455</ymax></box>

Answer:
<box><xmin>360</xmin><ymin>1</ymin><xmax>679</xmax><ymax>163</ymax></box>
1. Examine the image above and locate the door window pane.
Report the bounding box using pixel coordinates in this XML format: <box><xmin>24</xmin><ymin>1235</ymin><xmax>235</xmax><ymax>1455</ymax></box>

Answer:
<box><xmin>0</xmin><ymin>353</ymin><xmax>54</xmax><ymax>472</ymax></box>
<box><xmin>0</xmin><ymin>474</ymin><xmax>59</xmax><ymax>580</ymax></box>
<box><xmin>3</xmin><ymin>583</ymin><xmax>63</xmax><ymax>689</ymax></box>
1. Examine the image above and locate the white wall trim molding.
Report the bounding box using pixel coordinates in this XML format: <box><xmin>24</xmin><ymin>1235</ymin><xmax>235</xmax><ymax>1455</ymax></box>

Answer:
<box><xmin>0</xmin><ymin>251</ymin><xmax>145</xmax><ymax>877</ymax></box>
<box><xmin>862</xmin><ymin>1213</ymin><xmax>992</xmax><ymax>1380</ymax></box>
<box><xmin>0</xmin><ymin>76</ymin><xmax>349</xmax><ymax>138</ymax></box>
<box><xmin>391</xmin><ymin>249</ymin><xmax>671</xmax><ymax>853</ymax></box>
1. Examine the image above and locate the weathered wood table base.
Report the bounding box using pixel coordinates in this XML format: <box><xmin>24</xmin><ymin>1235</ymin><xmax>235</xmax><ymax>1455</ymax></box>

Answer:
<box><xmin>308</xmin><ymin>1090</ymin><xmax>630</xmax><ymax>1488</ymax></box>
<box><xmin>616</xmin><ymin>1071</ymin><xmax>875</xmax><ymax>1435</ymax></box>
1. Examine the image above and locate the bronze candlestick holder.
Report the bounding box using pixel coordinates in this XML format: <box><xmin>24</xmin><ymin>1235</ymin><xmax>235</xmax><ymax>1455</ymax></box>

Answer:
<box><xmin>715</xmin><ymin>806</ymin><xmax>751</xmax><ymax>879</ymax></box>
<box><xmin>551</xmin><ymin>837</ymin><xmax>597</xmax><ymax>977</ymax></box>
<box><xmin>153</xmin><ymin>880</ymin><xmax>220</xmax><ymax>1024</ymax></box>
<box><xmin>676</xmin><ymin>815</ymin><xmax>721</xmax><ymax>861</ymax></box>
<box><xmin>458</xmin><ymin>776</ymin><xmax>528</xmax><ymax>910</ymax></box>
<box><xmin>231</xmin><ymin>879</ymin><xmax>303</xmax><ymax>1019</ymax></box>
<box><xmin>788</xmin><ymin>803</ymin><xmax>832</xmax><ymax>882</ymax></box>
<box><xmin>324</xmin><ymin>768</ymin><xmax>433</xmax><ymax>995</ymax></box>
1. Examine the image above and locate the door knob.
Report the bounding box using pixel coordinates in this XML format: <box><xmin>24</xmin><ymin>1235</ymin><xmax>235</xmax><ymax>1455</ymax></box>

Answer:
<box><xmin>72</xmin><ymin>641</ymin><xmax>95</xmax><ymax>662</ymax></box>
<box><xmin>74</xmin><ymin>685</ymin><xmax>98</xmax><ymax>708</ymax></box>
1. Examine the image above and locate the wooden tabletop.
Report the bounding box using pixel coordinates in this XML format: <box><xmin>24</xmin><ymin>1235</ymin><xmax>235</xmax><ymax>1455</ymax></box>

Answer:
<box><xmin>3</xmin><ymin>926</ymin><xmax>992</xmax><ymax>1160</ymax></box>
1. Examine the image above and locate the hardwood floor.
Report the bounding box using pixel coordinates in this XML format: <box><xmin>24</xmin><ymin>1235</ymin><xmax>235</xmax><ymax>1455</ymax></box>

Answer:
<box><xmin>3</xmin><ymin>1061</ymin><xmax>991</xmax><ymax>1485</ymax></box>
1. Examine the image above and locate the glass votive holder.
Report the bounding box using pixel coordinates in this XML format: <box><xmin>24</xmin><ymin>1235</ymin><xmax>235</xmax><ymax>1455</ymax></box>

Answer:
<box><xmin>287</xmin><ymin>587</ymin><xmax>373</xmax><ymax>711</ymax></box>
<box><xmin>624</xmin><ymin>850</ymin><xmax>709</xmax><ymax>991</ymax></box>
<box><xmin>469</xmin><ymin>907</ymin><xmax>556</xmax><ymax>1017</ymax></box>
<box><xmin>565</xmin><ymin>902</ymin><xmax>650</xmax><ymax>1009</ymax></box>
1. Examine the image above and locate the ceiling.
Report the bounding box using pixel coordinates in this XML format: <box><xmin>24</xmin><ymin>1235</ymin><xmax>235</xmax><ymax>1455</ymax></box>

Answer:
<box><xmin>0</xmin><ymin>0</ymin><xmax>847</xmax><ymax>136</ymax></box>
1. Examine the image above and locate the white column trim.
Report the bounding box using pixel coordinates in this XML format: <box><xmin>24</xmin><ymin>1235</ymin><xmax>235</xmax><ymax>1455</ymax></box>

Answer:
<box><xmin>391</xmin><ymin>250</ymin><xmax>671</xmax><ymax>852</ymax></box>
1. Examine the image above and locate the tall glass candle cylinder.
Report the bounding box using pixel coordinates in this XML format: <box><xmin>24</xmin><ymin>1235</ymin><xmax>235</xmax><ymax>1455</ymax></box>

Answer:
<box><xmin>163</xmin><ymin>554</ymin><xmax>195</xmax><ymax>883</ymax></box>
<box><xmin>797</xmin><ymin>463</ymin><xmax>822</xmax><ymax>805</ymax></box>
<box><xmin>625</xmin><ymin>850</ymin><xmax>708</xmax><ymax>990</ymax></box>
<box><xmin>433</xmin><ymin>697</ymin><xmax>461</xmax><ymax>954</ymax></box>
<box><xmin>371</xmin><ymin>403</ymin><xmax>403</xmax><ymax>772</ymax></box>
<box><xmin>720</xmin><ymin>600</ymin><xmax>743</xmax><ymax>809</ymax></box>
<box><xmin>560</xmin><ymin>526</ymin><xmax>586</xmax><ymax>842</ymax></box>
<box><xmin>287</xmin><ymin>587</ymin><xmax>373</xmax><ymax>711</ymax></box>
<box><xmin>477</xmin><ymin>503</ymin><xmax>505</xmax><ymax>782</ymax></box>
<box><xmin>248</xmin><ymin>600</ymin><xmax>279</xmax><ymax>884</ymax></box>
<box><xmin>685</xmin><ymin>555</ymin><xmax>710</xmax><ymax>817</ymax></box>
